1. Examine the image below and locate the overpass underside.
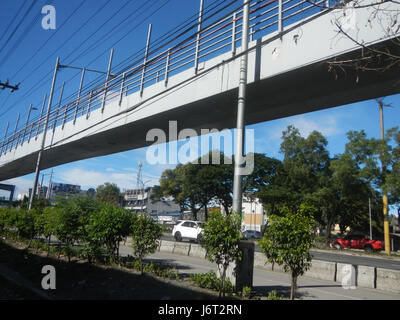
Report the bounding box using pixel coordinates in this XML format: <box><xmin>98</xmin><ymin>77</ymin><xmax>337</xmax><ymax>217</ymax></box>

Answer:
<box><xmin>1</xmin><ymin>1</ymin><xmax>399</xmax><ymax>180</ymax></box>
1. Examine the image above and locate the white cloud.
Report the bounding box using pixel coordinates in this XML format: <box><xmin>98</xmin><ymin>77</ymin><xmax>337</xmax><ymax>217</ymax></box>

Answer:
<box><xmin>289</xmin><ymin>115</ymin><xmax>341</xmax><ymax>138</ymax></box>
<box><xmin>57</xmin><ymin>168</ymin><xmax>160</xmax><ymax>191</ymax></box>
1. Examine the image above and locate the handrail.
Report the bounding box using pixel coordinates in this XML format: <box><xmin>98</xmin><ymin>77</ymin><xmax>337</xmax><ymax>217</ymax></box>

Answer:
<box><xmin>0</xmin><ymin>0</ymin><xmax>335</xmax><ymax>156</ymax></box>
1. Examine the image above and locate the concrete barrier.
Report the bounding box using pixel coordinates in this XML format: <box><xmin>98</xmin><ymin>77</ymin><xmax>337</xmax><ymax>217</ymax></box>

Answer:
<box><xmin>357</xmin><ymin>265</ymin><xmax>376</xmax><ymax>289</ymax></box>
<box><xmin>173</xmin><ymin>242</ymin><xmax>191</xmax><ymax>255</ymax></box>
<box><xmin>189</xmin><ymin>244</ymin><xmax>207</xmax><ymax>259</ymax></box>
<box><xmin>376</xmin><ymin>268</ymin><xmax>400</xmax><ymax>294</ymax></box>
<box><xmin>159</xmin><ymin>240</ymin><xmax>175</xmax><ymax>253</ymax></box>
<box><xmin>336</xmin><ymin>263</ymin><xmax>357</xmax><ymax>288</ymax></box>
<box><xmin>253</xmin><ymin>252</ymin><xmax>285</xmax><ymax>272</ymax></box>
<box><xmin>305</xmin><ymin>260</ymin><xmax>336</xmax><ymax>282</ymax></box>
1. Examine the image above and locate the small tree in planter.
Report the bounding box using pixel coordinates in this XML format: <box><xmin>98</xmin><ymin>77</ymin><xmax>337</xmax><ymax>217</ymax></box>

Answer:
<box><xmin>201</xmin><ymin>210</ymin><xmax>242</xmax><ymax>298</ymax></box>
<box><xmin>130</xmin><ymin>213</ymin><xmax>161</xmax><ymax>275</ymax></box>
<box><xmin>259</xmin><ymin>204</ymin><xmax>315</xmax><ymax>300</ymax></box>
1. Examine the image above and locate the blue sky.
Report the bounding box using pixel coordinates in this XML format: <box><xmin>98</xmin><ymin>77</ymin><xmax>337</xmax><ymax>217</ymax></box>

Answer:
<box><xmin>0</xmin><ymin>1</ymin><xmax>399</xmax><ymax>214</ymax></box>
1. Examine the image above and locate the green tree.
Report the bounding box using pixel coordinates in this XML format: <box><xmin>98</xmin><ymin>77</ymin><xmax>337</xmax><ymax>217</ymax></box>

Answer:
<box><xmin>259</xmin><ymin>204</ymin><xmax>315</xmax><ymax>300</ymax></box>
<box><xmin>130</xmin><ymin>213</ymin><xmax>162</xmax><ymax>275</ymax></box>
<box><xmin>201</xmin><ymin>210</ymin><xmax>242</xmax><ymax>297</ymax></box>
<box><xmin>86</xmin><ymin>203</ymin><xmax>132</xmax><ymax>263</ymax></box>
<box><xmin>96</xmin><ymin>182</ymin><xmax>121</xmax><ymax>206</ymax></box>
<box><xmin>258</xmin><ymin>126</ymin><xmax>330</xmax><ymax>216</ymax></box>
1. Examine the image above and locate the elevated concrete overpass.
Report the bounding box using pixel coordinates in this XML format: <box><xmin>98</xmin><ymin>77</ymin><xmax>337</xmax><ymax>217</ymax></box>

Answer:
<box><xmin>0</xmin><ymin>0</ymin><xmax>399</xmax><ymax>180</ymax></box>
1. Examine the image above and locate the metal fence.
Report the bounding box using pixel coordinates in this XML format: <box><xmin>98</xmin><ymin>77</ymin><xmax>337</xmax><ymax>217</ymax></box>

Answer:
<box><xmin>0</xmin><ymin>0</ymin><xmax>336</xmax><ymax>157</ymax></box>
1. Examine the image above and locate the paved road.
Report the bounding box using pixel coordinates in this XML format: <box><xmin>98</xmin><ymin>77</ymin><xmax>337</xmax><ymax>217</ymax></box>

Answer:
<box><xmin>161</xmin><ymin>235</ymin><xmax>400</xmax><ymax>270</ymax></box>
<box><xmin>119</xmin><ymin>245</ymin><xmax>400</xmax><ymax>300</ymax></box>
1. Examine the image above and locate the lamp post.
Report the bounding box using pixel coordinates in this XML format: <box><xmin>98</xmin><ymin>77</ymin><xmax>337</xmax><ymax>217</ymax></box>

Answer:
<box><xmin>28</xmin><ymin>57</ymin><xmax>60</xmax><ymax>210</ymax></box>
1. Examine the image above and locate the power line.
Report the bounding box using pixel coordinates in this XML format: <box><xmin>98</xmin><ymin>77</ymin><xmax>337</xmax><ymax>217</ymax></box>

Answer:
<box><xmin>0</xmin><ymin>0</ymin><xmax>113</xmax><ymax>119</ymax></box>
<box><xmin>0</xmin><ymin>0</ymin><xmax>38</xmax><ymax>56</ymax></box>
<box><xmin>1</xmin><ymin>0</ymin><xmax>232</xmax><ymax>125</ymax></box>
<box><xmin>0</xmin><ymin>1</ymin><xmax>27</xmax><ymax>45</ymax></box>
<box><xmin>9</xmin><ymin>0</ymin><xmax>87</xmax><ymax>80</ymax></box>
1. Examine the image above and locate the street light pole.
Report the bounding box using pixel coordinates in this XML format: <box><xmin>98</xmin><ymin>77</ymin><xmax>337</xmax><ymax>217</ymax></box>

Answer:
<box><xmin>232</xmin><ymin>0</ymin><xmax>250</xmax><ymax>215</ymax></box>
<box><xmin>28</xmin><ymin>57</ymin><xmax>60</xmax><ymax>210</ymax></box>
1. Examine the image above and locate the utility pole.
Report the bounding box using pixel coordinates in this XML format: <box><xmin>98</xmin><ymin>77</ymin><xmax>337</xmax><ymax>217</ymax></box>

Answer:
<box><xmin>46</xmin><ymin>169</ymin><xmax>54</xmax><ymax>200</ymax></box>
<box><xmin>378</xmin><ymin>99</ymin><xmax>391</xmax><ymax>255</ymax></box>
<box><xmin>28</xmin><ymin>57</ymin><xmax>60</xmax><ymax>211</ymax></box>
<box><xmin>232</xmin><ymin>0</ymin><xmax>250</xmax><ymax>215</ymax></box>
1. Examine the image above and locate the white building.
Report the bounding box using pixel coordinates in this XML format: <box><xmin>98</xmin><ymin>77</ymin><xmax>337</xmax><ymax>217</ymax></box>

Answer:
<box><xmin>241</xmin><ymin>197</ymin><xmax>266</xmax><ymax>232</ymax></box>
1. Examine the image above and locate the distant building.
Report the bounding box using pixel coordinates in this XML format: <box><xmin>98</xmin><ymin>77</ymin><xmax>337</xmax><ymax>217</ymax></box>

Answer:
<box><xmin>28</xmin><ymin>186</ymin><xmax>48</xmax><ymax>200</ymax></box>
<box><xmin>241</xmin><ymin>197</ymin><xmax>266</xmax><ymax>232</ymax></box>
<box><xmin>51</xmin><ymin>183</ymin><xmax>81</xmax><ymax>194</ymax></box>
<box><xmin>220</xmin><ymin>197</ymin><xmax>267</xmax><ymax>232</ymax></box>
<box><xmin>123</xmin><ymin>187</ymin><xmax>181</xmax><ymax>220</ymax></box>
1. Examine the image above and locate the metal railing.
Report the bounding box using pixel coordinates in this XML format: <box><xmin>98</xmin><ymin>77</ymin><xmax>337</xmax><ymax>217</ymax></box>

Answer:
<box><xmin>0</xmin><ymin>0</ymin><xmax>335</xmax><ymax>157</ymax></box>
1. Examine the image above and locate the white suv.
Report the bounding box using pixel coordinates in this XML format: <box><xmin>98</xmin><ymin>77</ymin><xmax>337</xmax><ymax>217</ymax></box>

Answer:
<box><xmin>172</xmin><ymin>220</ymin><xmax>204</xmax><ymax>243</ymax></box>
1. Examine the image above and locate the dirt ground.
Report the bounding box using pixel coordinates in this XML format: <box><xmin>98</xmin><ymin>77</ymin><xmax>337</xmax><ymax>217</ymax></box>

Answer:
<box><xmin>0</xmin><ymin>239</ymin><xmax>221</xmax><ymax>300</ymax></box>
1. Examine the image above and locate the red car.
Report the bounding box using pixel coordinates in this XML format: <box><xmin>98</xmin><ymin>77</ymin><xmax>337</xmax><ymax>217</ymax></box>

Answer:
<box><xmin>331</xmin><ymin>234</ymin><xmax>383</xmax><ymax>252</ymax></box>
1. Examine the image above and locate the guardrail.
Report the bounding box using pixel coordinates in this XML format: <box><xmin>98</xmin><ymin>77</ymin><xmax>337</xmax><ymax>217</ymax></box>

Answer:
<box><xmin>0</xmin><ymin>0</ymin><xmax>335</xmax><ymax>157</ymax></box>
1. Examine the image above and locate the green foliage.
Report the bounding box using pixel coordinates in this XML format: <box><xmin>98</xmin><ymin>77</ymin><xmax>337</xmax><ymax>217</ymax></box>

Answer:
<box><xmin>128</xmin><ymin>259</ymin><xmax>178</xmax><ymax>279</ymax></box>
<box><xmin>190</xmin><ymin>271</ymin><xmax>234</xmax><ymax>295</ymax></box>
<box><xmin>86</xmin><ymin>203</ymin><xmax>132</xmax><ymax>263</ymax></box>
<box><xmin>259</xmin><ymin>204</ymin><xmax>315</xmax><ymax>300</ymax></box>
<box><xmin>130</xmin><ymin>213</ymin><xmax>162</xmax><ymax>274</ymax></box>
<box><xmin>201</xmin><ymin>210</ymin><xmax>242</xmax><ymax>297</ymax></box>
<box><xmin>267</xmin><ymin>290</ymin><xmax>284</xmax><ymax>300</ymax></box>
<box><xmin>241</xmin><ymin>286</ymin><xmax>252</xmax><ymax>299</ymax></box>
<box><xmin>96</xmin><ymin>182</ymin><xmax>121</xmax><ymax>206</ymax></box>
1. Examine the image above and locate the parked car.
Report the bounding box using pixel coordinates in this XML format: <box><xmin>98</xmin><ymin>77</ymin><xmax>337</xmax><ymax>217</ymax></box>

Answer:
<box><xmin>241</xmin><ymin>230</ymin><xmax>262</xmax><ymax>239</ymax></box>
<box><xmin>330</xmin><ymin>234</ymin><xmax>383</xmax><ymax>252</ymax></box>
<box><xmin>172</xmin><ymin>220</ymin><xmax>204</xmax><ymax>243</ymax></box>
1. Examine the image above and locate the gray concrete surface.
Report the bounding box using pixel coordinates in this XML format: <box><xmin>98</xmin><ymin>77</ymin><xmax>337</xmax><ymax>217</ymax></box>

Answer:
<box><xmin>119</xmin><ymin>247</ymin><xmax>400</xmax><ymax>300</ymax></box>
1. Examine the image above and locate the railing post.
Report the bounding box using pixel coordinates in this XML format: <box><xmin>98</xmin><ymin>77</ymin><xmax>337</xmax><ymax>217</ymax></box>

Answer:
<box><xmin>1</xmin><ymin>122</ymin><xmax>9</xmax><ymax>155</ymax></box>
<box><xmin>140</xmin><ymin>24</ymin><xmax>152</xmax><ymax>97</ymax></box>
<box><xmin>278</xmin><ymin>0</ymin><xmax>283</xmax><ymax>33</ymax></box>
<box><xmin>12</xmin><ymin>113</ymin><xmax>20</xmax><ymax>151</ymax></box>
<box><xmin>194</xmin><ymin>0</ymin><xmax>204</xmax><ymax>74</ymax></box>
<box><xmin>27</xmin><ymin>123</ymin><xmax>34</xmax><ymax>144</ymax></box>
<box><xmin>36</xmin><ymin>94</ymin><xmax>47</xmax><ymax>140</ymax></box>
<box><xmin>164</xmin><ymin>49</ymin><xmax>171</xmax><ymax>86</ymax></box>
<box><xmin>119</xmin><ymin>73</ymin><xmax>126</xmax><ymax>106</ymax></box>
<box><xmin>101</xmin><ymin>48</ymin><xmax>114</xmax><ymax>113</ymax></box>
<box><xmin>232</xmin><ymin>12</ymin><xmax>237</xmax><ymax>56</ymax></box>
<box><xmin>326</xmin><ymin>0</ymin><xmax>330</xmax><ymax>8</ymax></box>
<box><xmin>21</xmin><ymin>104</ymin><xmax>34</xmax><ymax>146</ymax></box>
<box><xmin>53</xmin><ymin>82</ymin><xmax>65</xmax><ymax>132</ymax></box>
<box><xmin>75</xmin><ymin>68</ymin><xmax>85</xmax><ymax>121</ymax></box>
<box><xmin>86</xmin><ymin>90</ymin><xmax>93</xmax><ymax>119</ymax></box>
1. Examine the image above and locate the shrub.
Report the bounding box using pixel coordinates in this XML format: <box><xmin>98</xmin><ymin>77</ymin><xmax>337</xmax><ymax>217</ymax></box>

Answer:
<box><xmin>190</xmin><ymin>271</ymin><xmax>234</xmax><ymax>295</ymax></box>
<box><xmin>201</xmin><ymin>211</ymin><xmax>242</xmax><ymax>297</ymax></box>
<box><xmin>241</xmin><ymin>286</ymin><xmax>252</xmax><ymax>299</ymax></box>
<box><xmin>130</xmin><ymin>213</ymin><xmax>161</xmax><ymax>275</ymax></box>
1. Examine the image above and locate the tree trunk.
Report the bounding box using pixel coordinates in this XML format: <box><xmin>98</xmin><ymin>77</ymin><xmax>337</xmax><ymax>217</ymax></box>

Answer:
<box><xmin>204</xmin><ymin>204</ymin><xmax>208</xmax><ymax>221</ymax></box>
<box><xmin>290</xmin><ymin>274</ymin><xmax>297</xmax><ymax>300</ymax></box>
<box><xmin>325</xmin><ymin>219</ymin><xmax>333</xmax><ymax>245</ymax></box>
<box><xmin>220</xmin><ymin>266</ymin><xmax>227</xmax><ymax>298</ymax></box>
<box><xmin>47</xmin><ymin>236</ymin><xmax>51</xmax><ymax>257</ymax></box>
<box><xmin>139</xmin><ymin>256</ymin><xmax>143</xmax><ymax>275</ymax></box>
